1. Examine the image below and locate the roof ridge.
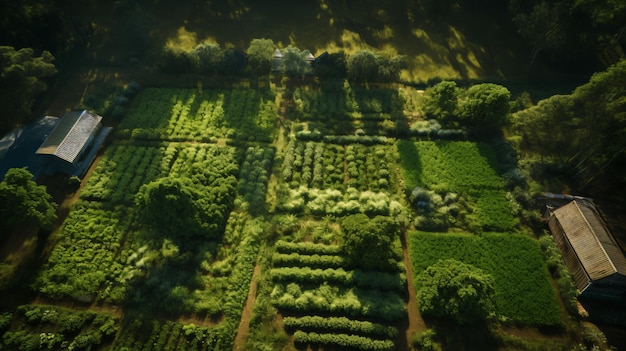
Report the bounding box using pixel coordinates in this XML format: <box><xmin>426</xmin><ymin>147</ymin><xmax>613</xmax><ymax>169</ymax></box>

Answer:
<box><xmin>573</xmin><ymin>200</ymin><xmax>618</xmax><ymax>275</ymax></box>
<box><xmin>55</xmin><ymin>110</ymin><xmax>85</xmax><ymax>157</ymax></box>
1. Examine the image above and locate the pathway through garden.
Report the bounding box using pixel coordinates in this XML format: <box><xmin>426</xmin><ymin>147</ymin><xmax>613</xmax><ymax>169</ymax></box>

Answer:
<box><xmin>233</xmin><ymin>264</ymin><xmax>262</xmax><ymax>350</ymax></box>
<box><xmin>401</xmin><ymin>229</ymin><xmax>428</xmax><ymax>349</ymax></box>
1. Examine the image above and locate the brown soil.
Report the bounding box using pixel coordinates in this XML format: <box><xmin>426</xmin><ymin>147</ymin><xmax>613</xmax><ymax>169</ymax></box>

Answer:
<box><xmin>233</xmin><ymin>264</ymin><xmax>262</xmax><ymax>351</ymax></box>
<box><xmin>400</xmin><ymin>229</ymin><xmax>428</xmax><ymax>349</ymax></box>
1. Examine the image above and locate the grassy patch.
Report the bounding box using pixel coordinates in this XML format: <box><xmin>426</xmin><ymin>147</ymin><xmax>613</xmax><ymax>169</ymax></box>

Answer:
<box><xmin>408</xmin><ymin>231</ymin><xmax>561</xmax><ymax>327</ymax></box>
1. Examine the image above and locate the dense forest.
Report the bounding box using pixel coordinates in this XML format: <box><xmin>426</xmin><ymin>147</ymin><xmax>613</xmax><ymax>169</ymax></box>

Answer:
<box><xmin>1</xmin><ymin>0</ymin><xmax>625</xmax><ymax>350</ymax></box>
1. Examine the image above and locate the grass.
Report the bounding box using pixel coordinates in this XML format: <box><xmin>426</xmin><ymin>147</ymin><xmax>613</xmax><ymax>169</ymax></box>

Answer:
<box><xmin>408</xmin><ymin>231</ymin><xmax>562</xmax><ymax>327</ymax></box>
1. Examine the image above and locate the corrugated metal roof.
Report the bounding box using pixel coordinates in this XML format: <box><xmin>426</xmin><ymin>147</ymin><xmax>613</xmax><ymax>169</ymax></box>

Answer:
<box><xmin>36</xmin><ymin>110</ymin><xmax>102</xmax><ymax>164</ymax></box>
<box><xmin>552</xmin><ymin>200</ymin><xmax>626</xmax><ymax>282</ymax></box>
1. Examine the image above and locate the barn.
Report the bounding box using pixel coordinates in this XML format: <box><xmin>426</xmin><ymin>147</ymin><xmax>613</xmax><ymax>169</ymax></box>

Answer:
<box><xmin>35</xmin><ymin>110</ymin><xmax>110</xmax><ymax>177</ymax></box>
<box><xmin>546</xmin><ymin>199</ymin><xmax>626</xmax><ymax>300</ymax></box>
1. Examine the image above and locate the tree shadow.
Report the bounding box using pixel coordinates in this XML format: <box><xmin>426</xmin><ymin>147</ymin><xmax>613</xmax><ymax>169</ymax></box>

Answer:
<box><xmin>426</xmin><ymin>317</ymin><xmax>499</xmax><ymax>351</ymax></box>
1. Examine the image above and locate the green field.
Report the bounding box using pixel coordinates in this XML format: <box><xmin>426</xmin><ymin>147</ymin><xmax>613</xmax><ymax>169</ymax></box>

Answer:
<box><xmin>408</xmin><ymin>231</ymin><xmax>561</xmax><ymax>327</ymax></box>
<box><xmin>398</xmin><ymin>140</ymin><xmax>519</xmax><ymax>231</ymax></box>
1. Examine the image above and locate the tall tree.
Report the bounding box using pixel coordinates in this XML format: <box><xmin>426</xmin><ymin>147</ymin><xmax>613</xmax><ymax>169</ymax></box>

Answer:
<box><xmin>0</xmin><ymin>46</ymin><xmax>56</xmax><ymax>134</ymax></box>
<box><xmin>246</xmin><ymin>38</ymin><xmax>275</xmax><ymax>75</ymax></box>
<box><xmin>341</xmin><ymin>214</ymin><xmax>399</xmax><ymax>271</ymax></box>
<box><xmin>416</xmin><ymin>259</ymin><xmax>496</xmax><ymax>324</ymax></box>
<box><xmin>0</xmin><ymin>168</ymin><xmax>57</xmax><ymax>234</ymax></box>
<box><xmin>457</xmin><ymin>83</ymin><xmax>511</xmax><ymax>130</ymax></box>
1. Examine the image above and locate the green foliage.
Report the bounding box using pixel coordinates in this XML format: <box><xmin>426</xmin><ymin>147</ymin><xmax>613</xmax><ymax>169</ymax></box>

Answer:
<box><xmin>511</xmin><ymin>60</ymin><xmax>626</xmax><ymax>198</ymax></box>
<box><xmin>347</xmin><ymin>50</ymin><xmax>406</xmax><ymax>83</ymax></box>
<box><xmin>398</xmin><ymin>140</ymin><xmax>518</xmax><ymax>231</ymax></box>
<box><xmin>457</xmin><ymin>83</ymin><xmax>511</xmax><ymax>130</ymax></box>
<box><xmin>246</xmin><ymin>38</ymin><xmax>275</xmax><ymax>74</ymax></box>
<box><xmin>117</xmin><ymin>88</ymin><xmax>277</xmax><ymax>142</ymax></box>
<box><xmin>341</xmin><ymin>214</ymin><xmax>400</xmax><ymax>271</ymax></box>
<box><xmin>412</xmin><ymin>329</ymin><xmax>441</xmax><ymax>351</ymax></box>
<box><xmin>279</xmin><ymin>46</ymin><xmax>312</xmax><ymax>77</ymax></box>
<box><xmin>135</xmin><ymin>176</ymin><xmax>231</xmax><ymax>240</ymax></box>
<box><xmin>4</xmin><ymin>305</ymin><xmax>117</xmax><ymax>351</ymax></box>
<box><xmin>271</xmin><ymin>283</ymin><xmax>406</xmax><ymax>321</ymax></box>
<box><xmin>425</xmin><ymin>81</ymin><xmax>459</xmax><ymax>122</ymax></box>
<box><xmin>409</xmin><ymin>232</ymin><xmax>562</xmax><ymax>326</ymax></box>
<box><xmin>293</xmin><ymin>330</ymin><xmax>395</xmax><ymax>351</ymax></box>
<box><xmin>0</xmin><ymin>46</ymin><xmax>56</xmax><ymax>133</ymax></box>
<box><xmin>284</xmin><ymin>316</ymin><xmax>398</xmax><ymax>339</ymax></box>
<box><xmin>538</xmin><ymin>234</ymin><xmax>579</xmax><ymax>315</ymax></box>
<box><xmin>416</xmin><ymin>258</ymin><xmax>496</xmax><ymax>324</ymax></box>
<box><xmin>271</xmin><ymin>267</ymin><xmax>405</xmax><ymax>292</ymax></box>
<box><xmin>192</xmin><ymin>43</ymin><xmax>225</xmax><ymax>75</ymax></box>
<box><xmin>0</xmin><ymin>167</ymin><xmax>57</xmax><ymax>233</ymax></box>
<box><xmin>238</xmin><ymin>146</ymin><xmax>274</xmax><ymax>215</ymax></box>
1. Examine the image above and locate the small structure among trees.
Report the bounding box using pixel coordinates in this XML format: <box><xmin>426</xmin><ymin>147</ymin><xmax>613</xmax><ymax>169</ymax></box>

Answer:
<box><xmin>36</xmin><ymin>110</ymin><xmax>110</xmax><ymax>177</ymax></box>
<box><xmin>546</xmin><ymin>199</ymin><xmax>626</xmax><ymax>300</ymax></box>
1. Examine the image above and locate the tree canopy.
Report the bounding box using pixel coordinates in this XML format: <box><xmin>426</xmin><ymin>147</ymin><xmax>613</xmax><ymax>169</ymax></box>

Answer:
<box><xmin>511</xmin><ymin>59</ymin><xmax>626</xmax><ymax>198</ymax></box>
<box><xmin>0</xmin><ymin>168</ymin><xmax>57</xmax><ymax>234</ymax></box>
<box><xmin>246</xmin><ymin>38</ymin><xmax>275</xmax><ymax>75</ymax></box>
<box><xmin>134</xmin><ymin>177</ymin><xmax>225</xmax><ymax>241</ymax></box>
<box><xmin>341</xmin><ymin>214</ymin><xmax>399</xmax><ymax>271</ymax></box>
<box><xmin>416</xmin><ymin>259</ymin><xmax>496</xmax><ymax>324</ymax></box>
<box><xmin>457</xmin><ymin>83</ymin><xmax>511</xmax><ymax>130</ymax></box>
<box><xmin>0</xmin><ymin>46</ymin><xmax>56</xmax><ymax>134</ymax></box>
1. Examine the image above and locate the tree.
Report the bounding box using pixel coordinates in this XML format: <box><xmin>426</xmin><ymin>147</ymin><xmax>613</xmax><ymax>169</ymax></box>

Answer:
<box><xmin>346</xmin><ymin>50</ymin><xmax>379</xmax><ymax>83</ymax></box>
<box><xmin>416</xmin><ymin>259</ymin><xmax>496</xmax><ymax>324</ymax></box>
<box><xmin>280</xmin><ymin>46</ymin><xmax>311</xmax><ymax>77</ymax></box>
<box><xmin>457</xmin><ymin>83</ymin><xmax>511</xmax><ymax>130</ymax></box>
<box><xmin>0</xmin><ymin>168</ymin><xmax>57</xmax><ymax>234</ymax></box>
<box><xmin>425</xmin><ymin>81</ymin><xmax>459</xmax><ymax>121</ymax></box>
<box><xmin>135</xmin><ymin>177</ymin><xmax>222</xmax><ymax>240</ymax></box>
<box><xmin>246</xmin><ymin>38</ymin><xmax>275</xmax><ymax>75</ymax></box>
<box><xmin>0</xmin><ymin>46</ymin><xmax>56</xmax><ymax>134</ymax></box>
<box><xmin>341</xmin><ymin>214</ymin><xmax>399</xmax><ymax>271</ymax></box>
<box><xmin>512</xmin><ymin>2</ymin><xmax>570</xmax><ymax>68</ymax></box>
<box><xmin>192</xmin><ymin>43</ymin><xmax>225</xmax><ymax>75</ymax></box>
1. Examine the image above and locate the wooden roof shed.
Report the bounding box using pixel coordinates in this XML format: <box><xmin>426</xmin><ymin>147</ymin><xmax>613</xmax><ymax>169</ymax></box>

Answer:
<box><xmin>547</xmin><ymin>199</ymin><xmax>626</xmax><ymax>299</ymax></box>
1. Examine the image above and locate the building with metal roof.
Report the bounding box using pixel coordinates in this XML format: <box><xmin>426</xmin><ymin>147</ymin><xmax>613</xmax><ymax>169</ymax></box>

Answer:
<box><xmin>35</xmin><ymin>110</ymin><xmax>110</xmax><ymax>177</ymax></box>
<box><xmin>546</xmin><ymin>199</ymin><xmax>626</xmax><ymax>299</ymax></box>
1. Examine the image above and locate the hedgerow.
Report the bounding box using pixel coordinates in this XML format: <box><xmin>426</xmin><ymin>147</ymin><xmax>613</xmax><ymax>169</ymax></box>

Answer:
<box><xmin>284</xmin><ymin>316</ymin><xmax>399</xmax><ymax>339</ymax></box>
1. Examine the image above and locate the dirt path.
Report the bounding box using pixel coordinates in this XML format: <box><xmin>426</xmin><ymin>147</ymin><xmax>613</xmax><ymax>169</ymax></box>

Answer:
<box><xmin>401</xmin><ymin>229</ymin><xmax>428</xmax><ymax>348</ymax></box>
<box><xmin>233</xmin><ymin>264</ymin><xmax>262</xmax><ymax>351</ymax></box>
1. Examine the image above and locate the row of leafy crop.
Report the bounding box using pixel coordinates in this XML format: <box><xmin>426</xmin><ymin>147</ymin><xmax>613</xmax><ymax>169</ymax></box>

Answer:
<box><xmin>275</xmin><ymin>186</ymin><xmax>403</xmax><ymax>216</ymax></box>
<box><xmin>111</xmin><ymin>318</ymin><xmax>224</xmax><ymax>351</ymax></box>
<box><xmin>398</xmin><ymin>140</ymin><xmax>518</xmax><ymax>231</ymax></box>
<box><xmin>237</xmin><ymin>146</ymin><xmax>274</xmax><ymax>214</ymax></box>
<box><xmin>408</xmin><ymin>232</ymin><xmax>561</xmax><ymax>326</ymax></box>
<box><xmin>116</xmin><ymin>88</ymin><xmax>277</xmax><ymax>142</ymax></box>
<box><xmin>37</xmin><ymin>143</ymin><xmax>241</xmax><ymax>303</ymax></box>
<box><xmin>281</xmin><ymin>141</ymin><xmax>394</xmax><ymax>192</ymax></box>
<box><xmin>1</xmin><ymin>305</ymin><xmax>117</xmax><ymax>351</ymax></box>
<box><xmin>81</xmin><ymin>142</ymin><xmax>241</xmax><ymax>205</ymax></box>
<box><xmin>293</xmin><ymin>83</ymin><xmax>404</xmax><ymax>120</ymax></box>
<box><xmin>270</xmin><ymin>267</ymin><xmax>406</xmax><ymax>292</ymax></box>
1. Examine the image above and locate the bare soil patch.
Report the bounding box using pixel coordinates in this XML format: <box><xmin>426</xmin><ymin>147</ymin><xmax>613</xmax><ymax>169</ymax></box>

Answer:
<box><xmin>233</xmin><ymin>264</ymin><xmax>262</xmax><ymax>350</ymax></box>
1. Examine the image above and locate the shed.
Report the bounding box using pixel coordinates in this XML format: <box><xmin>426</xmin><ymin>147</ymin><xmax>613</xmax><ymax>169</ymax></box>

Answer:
<box><xmin>35</xmin><ymin>110</ymin><xmax>110</xmax><ymax>177</ymax></box>
<box><xmin>546</xmin><ymin>199</ymin><xmax>626</xmax><ymax>299</ymax></box>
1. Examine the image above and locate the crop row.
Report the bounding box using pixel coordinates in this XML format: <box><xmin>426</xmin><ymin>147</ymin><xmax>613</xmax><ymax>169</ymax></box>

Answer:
<box><xmin>274</xmin><ymin>240</ymin><xmax>343</xmax><ymax>255</ymax></box>
<box><xmin>116</xmin><ymin>88</ymin><xmax>277</xmax><ymax>142</ymax></box>
<box><xmin>2</xmin><ymin>305</ymin><xmax>117</xmax><ymax>351</ymax></box>
<box><xmin>276</xmin><ymin>186</ymin><xmax>403</xmax><ymax>216</ymax></box>
<box><xmin>270</xmin><ymin>267</ymin><xmax>406</xmax><ymax>292</ymax></box>
<box><xmin>293</xmin><ymin>84</ymin><xmax>403</xmax><ymax>120</ymax></box>
<box><xmin>238</xmin><ymin>146</ymin><xmax>274</xmax><ymax>213</ymax></box>
<box><xmin>408</xmin><ymin>232</ymin><xmax>561</xmax><ymax>326</ymax></box>
<box><xmin>284</xmin><ymin>316</ymin><xmax>399</xmax><ymax>339</ymax></box>
<box><xmin>281</xmin><ymin>141</ymin><xmax>394</xmax><ymax>192</ymax></box>
<box><xmin>271</xmin><ymin>283</ymin><xmax>406</xmax><ymax>321</ymax></box>
<box><xmin>81</xmin><ymin>143</ymin><xmax>240</xmax><ymax>205</ymax></box>
<box><xmin>293</xmin><ymin>331</ymin><xmax>395</xmax><ymax>351</ymax></box>
<box><xmin>272</xmin><ymin>252</ymin><xmax>345</xmax><ymax>269</ymax></box>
